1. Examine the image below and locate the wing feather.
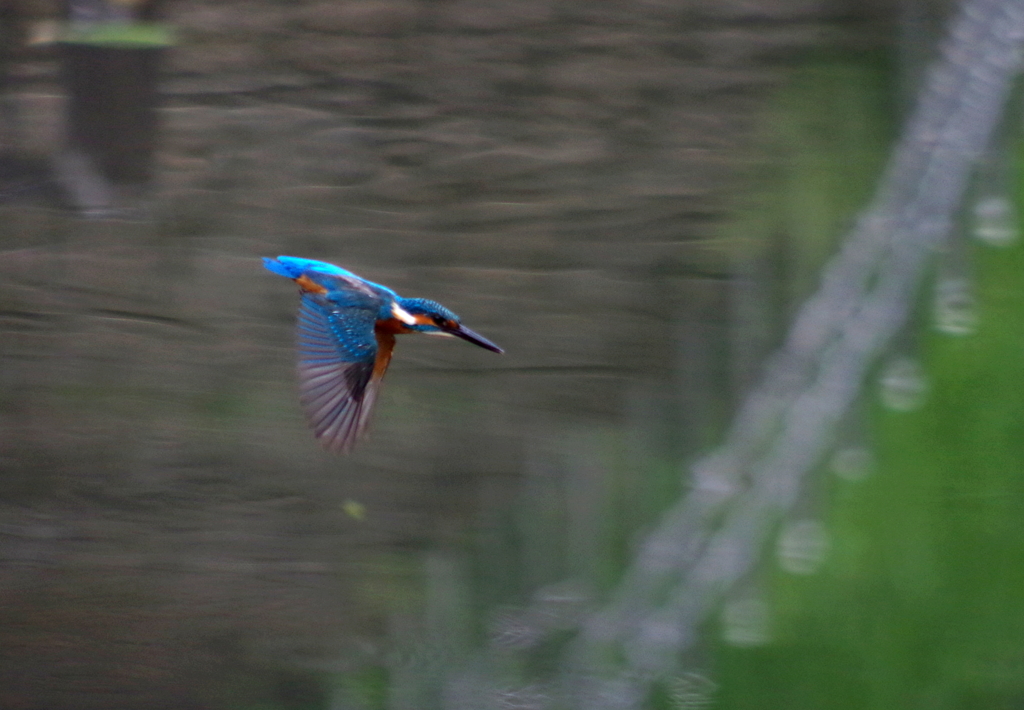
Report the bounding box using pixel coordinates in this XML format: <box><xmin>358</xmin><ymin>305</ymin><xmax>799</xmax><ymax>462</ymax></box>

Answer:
<box><xmin>294</xmin><ymin>293</ymin><xmax>384</xmax><ymax>453</ymax></box>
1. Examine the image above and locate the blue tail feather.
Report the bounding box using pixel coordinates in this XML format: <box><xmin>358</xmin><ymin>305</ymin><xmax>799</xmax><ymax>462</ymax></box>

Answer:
<box><xmin>263</xmin><ymin>256</ymin><xmax>302</xmax><ymax>278</ymax></box>
<box><xmin>264</xmin><ymin>255</ymin><xmax>359</xmax><ymax>280</ymax></box>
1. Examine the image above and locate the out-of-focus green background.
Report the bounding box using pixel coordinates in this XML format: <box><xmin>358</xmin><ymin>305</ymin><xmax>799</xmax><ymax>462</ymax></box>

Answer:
<box><xmin>719</xmin><ymin>147</ymin><xmax>1024</xmax><ymax>709</ymax></box>
<box><xmin>2</xmin><ymin>0</ymin><xmax>1023</xmax><ymax>708</ymax></box>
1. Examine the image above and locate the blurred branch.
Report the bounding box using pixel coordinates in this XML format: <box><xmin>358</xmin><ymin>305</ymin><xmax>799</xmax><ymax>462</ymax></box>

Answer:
<box><xmin>559</xmin><ymin>0</ymin><xmax>1024</xmax><ymax>702</ymax></box>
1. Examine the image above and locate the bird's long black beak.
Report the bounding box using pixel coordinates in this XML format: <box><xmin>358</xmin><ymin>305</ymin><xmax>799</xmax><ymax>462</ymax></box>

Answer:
<box><xmin>450</xmin><ymin>324</ymin><xmax>504</xmax><ymax>353</ymax></box>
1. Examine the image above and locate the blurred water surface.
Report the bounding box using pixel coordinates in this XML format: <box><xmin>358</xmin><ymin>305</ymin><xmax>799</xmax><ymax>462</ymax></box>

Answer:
<box><xmin>5</xmin><ymin>1</ymin><xmax>1022</xmax><ymax>709</ymax></box>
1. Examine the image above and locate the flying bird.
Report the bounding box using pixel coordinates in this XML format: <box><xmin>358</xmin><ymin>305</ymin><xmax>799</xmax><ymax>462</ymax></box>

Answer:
<box><xmin>264</xmin><ymin>255</ymin><xmax>503</xmax><ymax>452</ymax></box>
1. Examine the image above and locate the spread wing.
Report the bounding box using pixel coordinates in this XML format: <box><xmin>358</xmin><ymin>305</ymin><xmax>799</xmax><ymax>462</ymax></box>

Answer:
<box><xmin>295</xmin><ymin>292</ymin><xmax>394</xmax><ymax>453</ymax></box>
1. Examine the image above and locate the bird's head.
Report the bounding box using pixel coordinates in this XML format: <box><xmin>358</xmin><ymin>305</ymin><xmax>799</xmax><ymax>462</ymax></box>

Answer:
<box><xmin>395</xmin><ymin>298</ymin><xmax>504</xmax><ymax>353</ymax></box>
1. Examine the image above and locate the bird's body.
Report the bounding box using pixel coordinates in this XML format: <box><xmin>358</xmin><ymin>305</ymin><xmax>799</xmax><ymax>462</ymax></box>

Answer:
<box><xmin>264</xmin><ymin>255</ymin><xmax>502</xmax><ymax>452</ymax></box>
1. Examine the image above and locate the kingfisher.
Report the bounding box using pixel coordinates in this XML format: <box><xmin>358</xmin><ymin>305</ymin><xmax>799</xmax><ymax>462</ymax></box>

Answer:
<box><xmin>264</xmin><ymin>255</ymin><xmax>503</xmax><ymax>453</ymax></box>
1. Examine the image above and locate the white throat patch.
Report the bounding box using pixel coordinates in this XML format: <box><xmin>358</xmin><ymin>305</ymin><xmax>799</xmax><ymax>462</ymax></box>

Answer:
<box><xmin>391</xmin><ymin>302</ymin><xmax>418</xmax><ymax>325</ymax></box>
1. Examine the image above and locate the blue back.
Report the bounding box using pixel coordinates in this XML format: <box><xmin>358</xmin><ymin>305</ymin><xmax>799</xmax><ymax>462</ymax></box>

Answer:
<box><xmin>264</xmin><ymin>256</ymin><xmax>399</xmax><ymax>318</ymax></box>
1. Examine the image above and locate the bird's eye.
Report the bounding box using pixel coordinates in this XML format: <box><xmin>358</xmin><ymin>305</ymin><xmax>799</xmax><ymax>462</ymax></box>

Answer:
<box><xmin>433</xmin><ymin>316</ymin><xmax>449</xmax><ymax>328</ymax></box>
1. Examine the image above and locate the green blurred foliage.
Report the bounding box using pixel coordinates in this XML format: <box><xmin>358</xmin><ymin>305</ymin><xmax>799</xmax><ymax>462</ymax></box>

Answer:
<box><xmin>715</xmin><ymin>71</ymin><xmax>1024</xmax><ymax>710</ymax></box>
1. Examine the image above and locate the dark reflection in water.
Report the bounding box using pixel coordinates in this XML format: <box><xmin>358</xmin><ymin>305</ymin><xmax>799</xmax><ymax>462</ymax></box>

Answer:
<box><xmin>0</xmin><ymin>2</ymin><xmax>898</xmax><ymax>708</ymax></box>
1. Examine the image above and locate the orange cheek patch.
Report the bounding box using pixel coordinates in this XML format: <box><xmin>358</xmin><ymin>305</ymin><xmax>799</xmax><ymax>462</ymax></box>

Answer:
<box><xmin>413</xmin><ymin>314</ymin><xmax>434</xmax><ymax>326</ymax></box>
<box><xmin>295</xmin><ymin>274</ymin><xmax>329</xmax><ymax>295</ymax></box>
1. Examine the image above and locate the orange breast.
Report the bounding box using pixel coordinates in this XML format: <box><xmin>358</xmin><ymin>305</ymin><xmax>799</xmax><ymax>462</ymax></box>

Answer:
<box><xmin>372</xmin><ymin>330</ymin><xmax>396</xmax><ymax>380</ymax></box>
<box><xmin>375</xmin><ymin>317</ymin><xmax>413</xmax><ymax>335</ymax></box>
